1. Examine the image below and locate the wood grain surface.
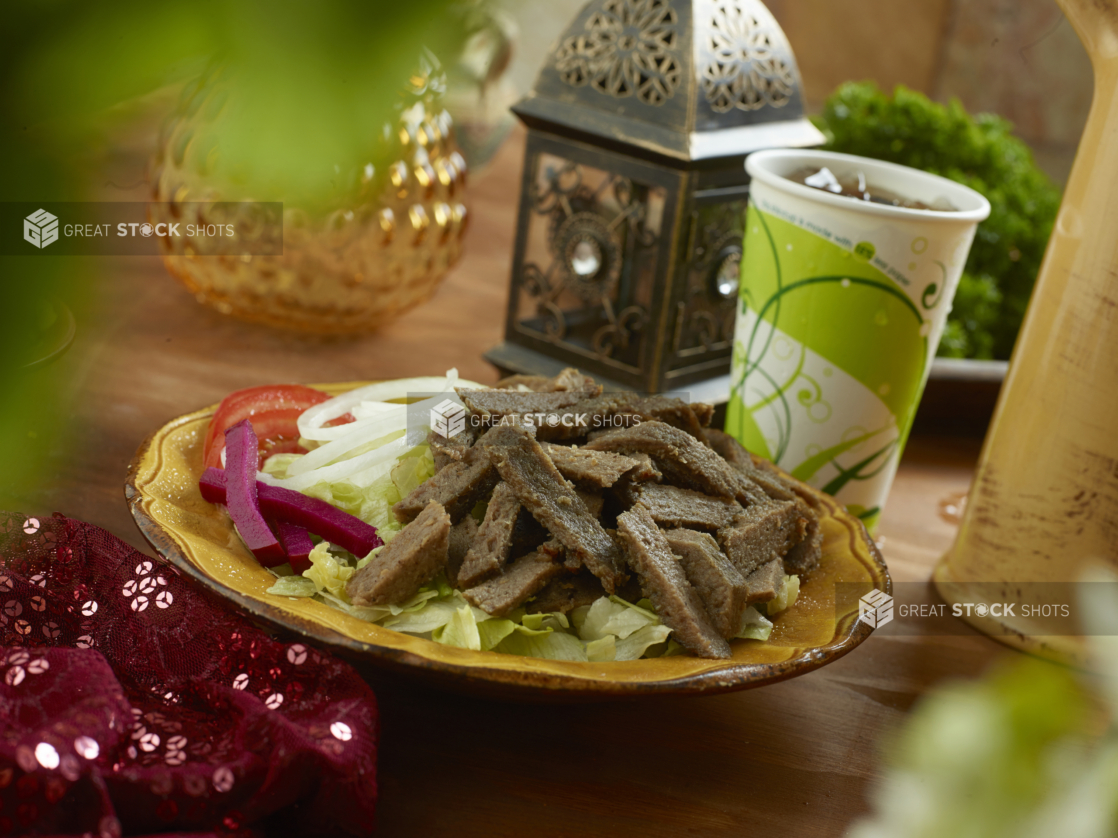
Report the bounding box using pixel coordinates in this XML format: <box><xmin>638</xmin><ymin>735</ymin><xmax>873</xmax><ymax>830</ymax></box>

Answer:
<box><xmin>3</xmin><ymin>126</ymin><xmax>1020</xmax><ymax>837</ymax></box>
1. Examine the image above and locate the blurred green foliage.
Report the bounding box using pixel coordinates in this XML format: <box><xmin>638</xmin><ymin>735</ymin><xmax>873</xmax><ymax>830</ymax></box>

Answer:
<box><xmin>0</xmin><ymin>0</ymin><xmax>462</xmax><ymax>498</ymax></box>
<box><xmin>852</xmin><ymin>569</ymin><xmax>1118</xmax><ymax>838</ymax></box>
<box><xmin>8</xmin><ymin>2</ymin><xmax>462</xmax><ymax>197</ymax></box>
<box><xmin>851</xmin><ymin>656</ymin><xmax>1118</xmax><ymax>838</ymax></box>
<box><xmin>814</xmin><ymin>82</ymin><xmax>1063</xmax><ymax>360</ymax></box>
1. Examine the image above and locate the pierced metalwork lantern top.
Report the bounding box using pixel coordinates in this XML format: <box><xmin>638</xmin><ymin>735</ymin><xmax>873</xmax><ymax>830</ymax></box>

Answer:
<box><xmin>514</xmin><ymin>0</ymin><xmax>824</xmax><ymax>162</ymax></box>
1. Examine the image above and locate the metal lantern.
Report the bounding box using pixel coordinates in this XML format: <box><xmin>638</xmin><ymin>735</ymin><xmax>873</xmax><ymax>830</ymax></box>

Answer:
<box><xmin>485</xmin><ymin>0</ymin><xmax>823</xmax><ymax>395</ymax></box>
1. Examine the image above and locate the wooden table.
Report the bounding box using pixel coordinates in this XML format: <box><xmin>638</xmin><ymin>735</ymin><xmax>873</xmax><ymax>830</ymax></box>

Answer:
<box><xmin>7</xmin><ymin>127</ymin><xmax>1018</xmax><ymax>837</ymax></box>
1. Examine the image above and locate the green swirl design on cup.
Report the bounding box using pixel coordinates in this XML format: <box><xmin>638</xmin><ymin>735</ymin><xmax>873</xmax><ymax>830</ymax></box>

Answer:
<box><xmin>796</xmin><ymin>373</ymin><xmax>831</xmax><ymax>423</ymax></box>
<box><xmin>921</xmin><ymin>261</ymin><xmax>948</xmax><ymax>309</ymax></box>
<box><xmin>728</xmin><ymin>206</ymin><xmax>929</xmax><ymax>509</ymax></box>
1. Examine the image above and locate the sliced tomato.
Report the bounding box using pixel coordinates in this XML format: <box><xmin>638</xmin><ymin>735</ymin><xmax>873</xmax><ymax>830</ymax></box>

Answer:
<box><xmin>203</xmin><ymin>385</ymin><xmax>336</xmax><ymax>470</ymax></box>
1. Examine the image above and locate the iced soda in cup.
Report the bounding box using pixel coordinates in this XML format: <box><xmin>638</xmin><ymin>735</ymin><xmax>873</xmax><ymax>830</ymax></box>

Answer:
<box><xmin>726</xmin><ymin>150</ymin><xmax>990</xmax><ymax>529</ymax></box>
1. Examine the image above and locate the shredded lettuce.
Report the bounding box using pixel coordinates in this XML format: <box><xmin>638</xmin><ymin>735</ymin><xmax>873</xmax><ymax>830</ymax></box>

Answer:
<box><xmin>522</xmin><ymin>612</ymin><xmax>570</xmax><ymax>632</ymax></box>
<box><xmin>734</xmin><ymin>606</ymin><xmax>774</xmax><ymax>641</ymax></box>
<box><xmin>478</xmin><ymin>619</ymin><xmax>518</xmax><ymax>651</ymax></box>
<box><xmin>292</xmin><ymin>442</ymin><xmax>434</xmax><ymax>547</ymax></box>
<box><xmin>766</xmin><ymin>573</ymin><xmax>801</xmax><ymax>616</ymax></box>
<box><xmin>261</xmin><ymin>452</ymin><xmax>303</xmax><ymax>478</ymax></box>
<box><xmin>303</xmin><ymin>542</ymin><xmax>354</xmax><ymax>600</ymax></box>
<box><xmin>586</xmin><ymin>635</ymin><xmax>617</xmax><ymax>662</ymax></box>
<box><xmin>432</xmin><ymin>603</ymin><xmax>482</xmax><ymax>651</ymax></box>
<box><xmin>382</xmin><ymin>599</ymin><xmax>473</xmax><ymax>634</ymax></box>
<box><xmin>495</xmin><ymin>627</ymin><xmax>588</xmax><ymax>661</ymax></box>
<box><xmin>579</xmin><ymin>595</ymin><xmax>660</xmax><ymax>641</ymax></box>
<box><xmin>616</xmin><ymin>624</ymin><xmax>675</xmax><ymax>660</ymax></box>
<box><xmin>430</xmin><ymin>574</ymin><xmax>454</xmax><ymax>598</ymax></box>
<box><xmin>266</xmin><ymin>575</ymin><xmax>318</xmax><ymax>597</ymax></box>
<box><xmin>391</xmin><ymin>443</ymin><xmax>435</xmax><ymax>498</ymax></box>
<box><xmin>660</xmin><ymin>639</ymin><xmax>687</xmax><ymax>657</ymax></box>
<box><xmin>300</xmin><ymin>476</ymin><xmax>403</xmax><ymax>543</ymax></box>
<box><xmin>316</xmin><ymin>588</ymin><xmax>438</xmax><ymax>622</ymax></box>
<box><xmin>315</xmin><ymin>591</ymin><xmax>397</xmax><ymax>622</ymax></box>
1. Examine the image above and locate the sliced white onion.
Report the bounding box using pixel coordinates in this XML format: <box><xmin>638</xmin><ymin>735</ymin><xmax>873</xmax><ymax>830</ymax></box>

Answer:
<box><xmin>296</xmin><ymin>380</ymin><xmax>425</xmax><ymax>440</ymax></box>
<box><xmin>292</xmin><ymin>385</ymin><xmax>477</xmax><ymax>478</ymax></box>
<box><xmin>351</xmin><ymin>401</ymin><xmax>407</xmax><ymax>421</ymax></box>
<box><xmin>276</xmin><ymin>371</ymin><xmax>485</xmax><ymax>491</ymax></box>
<box><xmin>297</xmin><ymin>370</ymin><xmax>485</xmax><ymax>440</ymax></box>
<box><xmin>286</xmin><ymin>418</ymin><xmax>408</xmax><ymax>477</ymax></box>
<box><xmin>299</xmin><ymin>402</ymin><xmax>409</xmax><ymax>444</ymax></box>
<box><xmin>277</xmin><ymin>434</ymin><xmax>410</xmax><ymax>490</ymax></box>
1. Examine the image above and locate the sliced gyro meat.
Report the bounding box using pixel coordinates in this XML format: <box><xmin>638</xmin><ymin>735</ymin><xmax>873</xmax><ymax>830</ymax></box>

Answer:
<box><xmin>509</xmin><ymin>506</ymin><xmax>550</xmax><ymax>556</ymax></box>
<box><xmin>462</xmin><ymin>547</ymin><xmax>568</xmax><ymax>617</ymax></box>
<box><xmin>496</xmin><ymin>367</ymin><xmax>602</xmax><ymax>394</ymax></box>
<box><xmin>541</xmin><ymin>393</ymin><xmax>711</xmax><ymax>442</ymax></box>
<box><xmin>717</xmin><ymin>501</ymin><xmax>806</xmax><ymax>576</ymax></box>
<box><xmin>457</xmin><ymin>482</ymin><xmax>522</xmax><ymax>587</ymax></box>
<box><xmin>616</xmin><ymin>504</ymin><xmax>731</xmax><ymax>659</ymax></box>
<box><xmin>585</xmin><ymin>421</ymin><xmax>767</xmax><ymax>504</ymax></box>
<box><xmin>743</xmin><ymin>558</ymin><xmax>786</xmax><ymax>605</ymax></box>
<box><xmin>446</xmin><ymin>515</ymin><xmax>478</xmax><ymax>588</ymax></box>
<box><xmin>624</xmin><ymin>452</ymin><xmax>661</xmax><ymax>483</ymax></box>
<box><xmin>624</xmin><ymin>395</ymin><xmax>713</xmax><ymax>439</ymax></box>
<box><xmin>637</xmin><ymin>484</ymin><xmax>743</xmax><ymax>530</ymax></box>
<box><xmin>525</xmin><ymin>568</ymin><xmax>608</xmax><ymax>615</ymax></box>
<box><xmin>478</xmin><ymin>424</ymin><xmax>628</xmax><ymax>593</ymax></box>
<box><xmin>348</xmin><ymin>500</ymin><xmax>450</xmax><ymax>607</ymax></box>
<box><xmin>749</xmin><ymin>457</ymin><xmax>824</xmax><ymax>575</ymax></box>
<box><xmin>531</xmin><ymin>394</ymin><xmax>642</xmax><ymax>442</ymax></box>
<box><xmin>456</xmin><ymin>385</ymin><xmax>600</xmax><ymax>430</ymax></box>
<box><xmin>689</xmin><ymin>401</ymin><xmax>715</xmax><ymax>429</ymax></box>
<box><xmin>393</xmin><ymin>443</ymin><xmax>498</xmax><ymax>524</ymax></box>
<box><xmin>429</xmin><ymin>428</ymin><xmax>476</xmax><ymax>473</ymax></box>
<box><xmin>541</xmin><ymin>443</ymin><xmax>639</xmax><ymax>488</ymax></box>
<box><xmin>575</xmin><ymin>488</ymin><xmax>605</xmax><ymax>519</ymax></box>
<box><xmin>705</xmin><ymin>428</ymin><xmax>822</xmax><ymax>575</ymax></box>
<box><xmin>782</xmin><ymin>522</ymin><xmax>824</xmax><ymax>576</ymax></box>
<box><xmin>611</xmin><ymin>452</ymin><xmax>662</xmax><ymax>508</ymax></box>
<box><xmin>704</xmin><ymin>428</ymin><xmax>797</xmax><ymax>502</ymax></box>
<box><xmin>663</xmin><ymin>527</ymin><xmax>750</xmax><ymax>639</ymax></box>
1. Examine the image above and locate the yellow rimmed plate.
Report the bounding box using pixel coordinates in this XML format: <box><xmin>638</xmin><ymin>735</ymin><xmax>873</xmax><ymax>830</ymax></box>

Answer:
<box><xmin>125</xmin><ymin>382</ymin><xmax>890</xmax><ymax>701</ymax></box>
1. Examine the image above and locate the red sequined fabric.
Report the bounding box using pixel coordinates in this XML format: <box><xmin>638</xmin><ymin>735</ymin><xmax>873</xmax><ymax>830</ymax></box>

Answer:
<box><xmin>0</xmin><ymin>512</ymin><xmax>378</xmax><ymax>838</ymax></box>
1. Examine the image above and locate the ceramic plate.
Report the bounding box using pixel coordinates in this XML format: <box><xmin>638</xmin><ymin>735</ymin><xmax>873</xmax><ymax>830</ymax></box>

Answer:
<box><xmin>125</xmin><ymin>383</ymin><xmax>890</xmax><ymax>700</ymax></box>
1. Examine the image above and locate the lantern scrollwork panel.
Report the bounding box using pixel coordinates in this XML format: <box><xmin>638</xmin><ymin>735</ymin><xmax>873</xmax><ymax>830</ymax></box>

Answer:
<box><xmin>505</xmin><ymin>135</ymin><xmax>680</xmax><ymax>387</ymax></box>
<box><xmin>666</xmin><ymin>198</ymin><xmax>747</xmax><ymax>377</ymax></box>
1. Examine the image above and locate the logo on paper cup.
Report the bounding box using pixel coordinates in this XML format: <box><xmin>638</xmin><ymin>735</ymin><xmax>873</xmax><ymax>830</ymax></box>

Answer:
<box><xmin>23</xmin><ymin>209</ymin><xmax>59</xmax><ymax>249</ymax></box>
<box><xmin>430</xmin><ymin>399</ymin><xmax>466</xmax><ymax>439</ymax></box>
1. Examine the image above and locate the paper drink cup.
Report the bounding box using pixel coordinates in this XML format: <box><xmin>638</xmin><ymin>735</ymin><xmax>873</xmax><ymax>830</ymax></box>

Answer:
<box><xmin>726</xmin><ymin>149</ymin><xmax>991</xmax><ymax>529</ymax></box>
